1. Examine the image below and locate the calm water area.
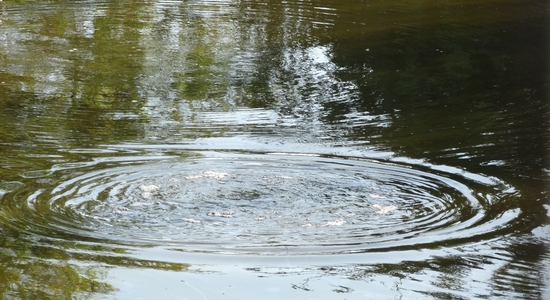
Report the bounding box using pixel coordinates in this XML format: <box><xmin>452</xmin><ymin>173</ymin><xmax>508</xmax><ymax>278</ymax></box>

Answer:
<box><xmin>0</xmin><ymin>0</ymin><xmax>548</xmax><ymax>299</ymax></box>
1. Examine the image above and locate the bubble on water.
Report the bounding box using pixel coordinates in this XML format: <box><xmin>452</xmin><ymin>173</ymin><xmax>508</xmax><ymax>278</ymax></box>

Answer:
<box><xmin>140</xmin><ymin>185</ymin><xmax>160</xmax><ymax>192</ymax></box>
<box><xmin>325</xmin><ymin>220</ymin><xmax>346</xmax><ymax>226</ymax></box>
<box><xmin>372</xmin><ymin>203</ymin><xmax>397</xmax><ymax>215</ymax></box>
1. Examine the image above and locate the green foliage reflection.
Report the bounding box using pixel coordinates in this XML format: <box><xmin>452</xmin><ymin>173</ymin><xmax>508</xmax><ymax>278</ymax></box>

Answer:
<box><xmin>0</xmin><ymin>233</ymin><xmax>190</xmax><ymax>299</ymax></box>
<box><xmin>0</xmin><ymin>236</ymin><xmax>114</xmax><ymax>299</ymax></box>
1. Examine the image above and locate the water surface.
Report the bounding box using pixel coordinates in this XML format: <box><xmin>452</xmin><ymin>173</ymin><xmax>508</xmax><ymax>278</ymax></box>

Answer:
<box><xmin>0</xmin><ymin>0</ymin><xmax>548</xmax><ymax>299</ymax></box>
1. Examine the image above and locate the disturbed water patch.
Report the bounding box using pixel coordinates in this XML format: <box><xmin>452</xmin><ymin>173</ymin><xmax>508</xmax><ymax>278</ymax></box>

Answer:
<box><xmin>0</xmin><ymin>151</ymin><xmax>518</xmax><ymax>254</ymax></box>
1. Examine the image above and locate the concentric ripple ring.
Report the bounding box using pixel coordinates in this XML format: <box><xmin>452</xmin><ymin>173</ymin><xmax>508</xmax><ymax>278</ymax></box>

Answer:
<box><xmin>0</xmin><ymin>152</ymin><xmax>517</xmax><ymax>254</ymax></box>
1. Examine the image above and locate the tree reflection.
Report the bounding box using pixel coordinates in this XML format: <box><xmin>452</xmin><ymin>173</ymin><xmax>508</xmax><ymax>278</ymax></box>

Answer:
<box><xmin>0</xmin><ymin>1</ymin><xmax>147</xmax><ymax>145</ymax></box>
<box><xmin>0</xmin><ymin>233</ymin><xmax>114</xmax><ymax>299</ymax></box>
<box><xmin>0</xmin><ymin>230</ymin><xmax>190</xmax><ymax>299</ymax></box>
<box><xmin>322</xmin><ymin>0</ymin><xmax>549</xmax><ymax>175</ymax></box>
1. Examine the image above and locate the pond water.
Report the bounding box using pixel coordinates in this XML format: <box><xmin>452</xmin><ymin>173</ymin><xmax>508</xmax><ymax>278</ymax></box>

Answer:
<box><xmin>0</xmin><ymin>0</ymin><xmax>548</xmax><ymax>299</ymax></box>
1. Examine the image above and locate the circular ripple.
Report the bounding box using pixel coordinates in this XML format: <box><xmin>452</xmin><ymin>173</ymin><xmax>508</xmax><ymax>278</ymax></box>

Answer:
<box><xmin>1</xmin><ymin>152</ymin><xmax>517</xmax><ymax>254</ymax></box>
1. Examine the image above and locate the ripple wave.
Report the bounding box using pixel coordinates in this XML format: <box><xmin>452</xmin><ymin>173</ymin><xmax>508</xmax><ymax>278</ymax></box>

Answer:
<box><xmin>0</xmin><ymin>151</ymin><xmax>518</xmax><ymax>254</ymax></box>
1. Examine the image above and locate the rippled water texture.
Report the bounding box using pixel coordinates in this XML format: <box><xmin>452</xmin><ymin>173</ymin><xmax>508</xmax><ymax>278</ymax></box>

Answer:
<box><xmin>0</xmin><ymin>0</ymin><xmax>548</xmax><ymax>299</ymax></box>
<box><xmin>3</xmin><ymin>150</ymin><xmax>518</xmax><ymax>254</ymax></box>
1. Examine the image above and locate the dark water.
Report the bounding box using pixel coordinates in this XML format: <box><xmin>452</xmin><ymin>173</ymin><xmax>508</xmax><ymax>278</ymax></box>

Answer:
<box><xmin>0</xmin><ymin>0</ymin><xmax>548</xmax><ymax>299</ymax></box>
